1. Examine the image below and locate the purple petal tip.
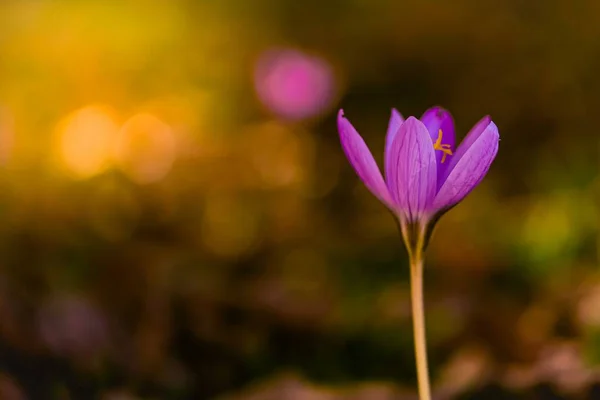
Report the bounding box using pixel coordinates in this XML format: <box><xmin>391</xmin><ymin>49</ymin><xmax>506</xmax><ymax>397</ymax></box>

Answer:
<box><xmin>485</xmin><ymin>120</ymin><xmax>499</xmax><ymax>138</ymax></box>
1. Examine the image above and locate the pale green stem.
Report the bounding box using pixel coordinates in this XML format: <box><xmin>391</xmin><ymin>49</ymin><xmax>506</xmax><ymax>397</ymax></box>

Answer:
<box><xmin>398</xmin><ymin>218</ymin><xmax>434</xmax><ymax>400</ymax></box>
<box><xmin>409</xmin><ymin>248</ymin><xmax>432</xmax><ymax>400</ymax></box>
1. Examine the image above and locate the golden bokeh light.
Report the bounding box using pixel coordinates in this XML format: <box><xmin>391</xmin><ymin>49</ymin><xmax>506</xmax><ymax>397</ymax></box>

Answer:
<box><xmin>55</xmin><ymin>105</ymin><xmax>119</xmax><ymax>179</ymax></box>
<box><xmin>113</xmin><ymin>113</ymin><xmax>177</xmax><ymax>184</ymax></box>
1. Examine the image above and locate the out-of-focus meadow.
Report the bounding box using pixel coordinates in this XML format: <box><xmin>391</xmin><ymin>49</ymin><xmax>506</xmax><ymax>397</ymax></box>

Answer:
<box><xmin>0</xmin><ymin>0</ymin><xmax>597</xmax><ymax>399</ymax></box>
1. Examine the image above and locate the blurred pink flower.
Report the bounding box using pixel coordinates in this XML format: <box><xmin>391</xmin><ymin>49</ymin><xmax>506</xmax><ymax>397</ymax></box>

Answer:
<box><xmin>254</xmin><ymin>49</ymin><xmax>335</xmax><ymax>120</ymax></box>
<box><xmin>37</xmin><ymin>295</ymin><xmax>108</xmax><ymax>360</ymax></box>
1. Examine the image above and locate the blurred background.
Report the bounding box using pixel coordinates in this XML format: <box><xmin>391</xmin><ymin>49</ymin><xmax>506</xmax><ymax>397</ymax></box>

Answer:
<box><xmin>0</xmin><ymin>0</ymin><xmax>598</xmax><ymax>399</ymax></box>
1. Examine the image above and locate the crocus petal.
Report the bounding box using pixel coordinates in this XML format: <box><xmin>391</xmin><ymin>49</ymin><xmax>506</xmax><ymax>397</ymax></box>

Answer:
<box><xmin>421</xmin><ymin>106</ymin><xmax>455</xmax><ymax>181</ymax></box>
<box><xmin>387</xmin><ymin>117</ymin><xmax>437</xmax><ymax>221</ymax></box>
<box><xmin>337</xmin><ymin>109</ymin><xmax>394</xmax><ymax>207</ymax></box>
<box><xmin>437</xmin><ymin>115</ymin><xmax>492</xmax><ymax>190</ymax></box>
<box><xmin>432</xmin><ymin>120</ymin><xmax>499</xmax><ymax>212</ymax></box>
<box><xmin>384</xmin><ymin>108</ymin><xmax>404</xmax><ymax>180</ymax></box>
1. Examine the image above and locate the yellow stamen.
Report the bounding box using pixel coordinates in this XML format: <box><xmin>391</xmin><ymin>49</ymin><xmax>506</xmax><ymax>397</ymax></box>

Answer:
<box><xmin>433</xmin><ymin>129</ymin><xmax>453</xmax><ymax>163</ymax></box>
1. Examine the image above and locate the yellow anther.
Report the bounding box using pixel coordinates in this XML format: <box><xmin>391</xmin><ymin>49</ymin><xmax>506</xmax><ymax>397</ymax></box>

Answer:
<box><xmin>433</xmin><ymin>129</ymin><xmax>453</xmax><ymax>163</ymax></box>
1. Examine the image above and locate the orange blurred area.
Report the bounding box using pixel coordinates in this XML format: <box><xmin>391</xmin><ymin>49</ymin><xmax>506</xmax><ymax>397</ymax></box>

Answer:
<box><xmin>114</xmin><ymin>113</ymin><xmax>178</xmax><ymax>184</ymax></box>
<box><xmin>0</xmin><ymin>0</ymin><xmax>597</xmax><ymax>399</ymax></box>
<box><xmin>55</xmin><ymin>105</ymin><xmax>119</xmax><ymax>178</ymax></box>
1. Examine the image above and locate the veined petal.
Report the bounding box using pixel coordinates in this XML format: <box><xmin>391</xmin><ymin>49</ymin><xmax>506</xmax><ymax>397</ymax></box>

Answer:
<box><xmin>432</xmin><ymin>121</ymin><xmax>499</xmax><ymax>212</ymax></box>
<box><xmin>337</xmin><ymin>110</ymin><xmax>394</xmax><ymax>207</ymax></box>
<box><xmin>387</xmin><ymin>117</ymin><xmax>437</xmax><ymax>221</ymax></box>
<box><xmin>384</xmin><ymin>108</ymin><xmax>404</xmax><ymax>180</ymax></box>
<box><xmin>421</xmin><ymin>106</ymin><xmax>455</xmax><ymax>181</ymax></box>
<box><xmin>438</xmin><ymin>115</ymin><xmax>491</xmax><ymax>189</ymax></box>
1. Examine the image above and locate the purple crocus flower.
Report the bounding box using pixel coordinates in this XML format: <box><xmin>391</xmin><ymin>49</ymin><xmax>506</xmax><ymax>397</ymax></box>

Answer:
<box><xmin>337</xmin><ymin>105</ymin><xmax>499</xmax><ymax>400</ymax></box>
<box><xmin>338</xmin><ymin>106</ymin><xmax>499</xmax><ymax>239</ymax></box>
